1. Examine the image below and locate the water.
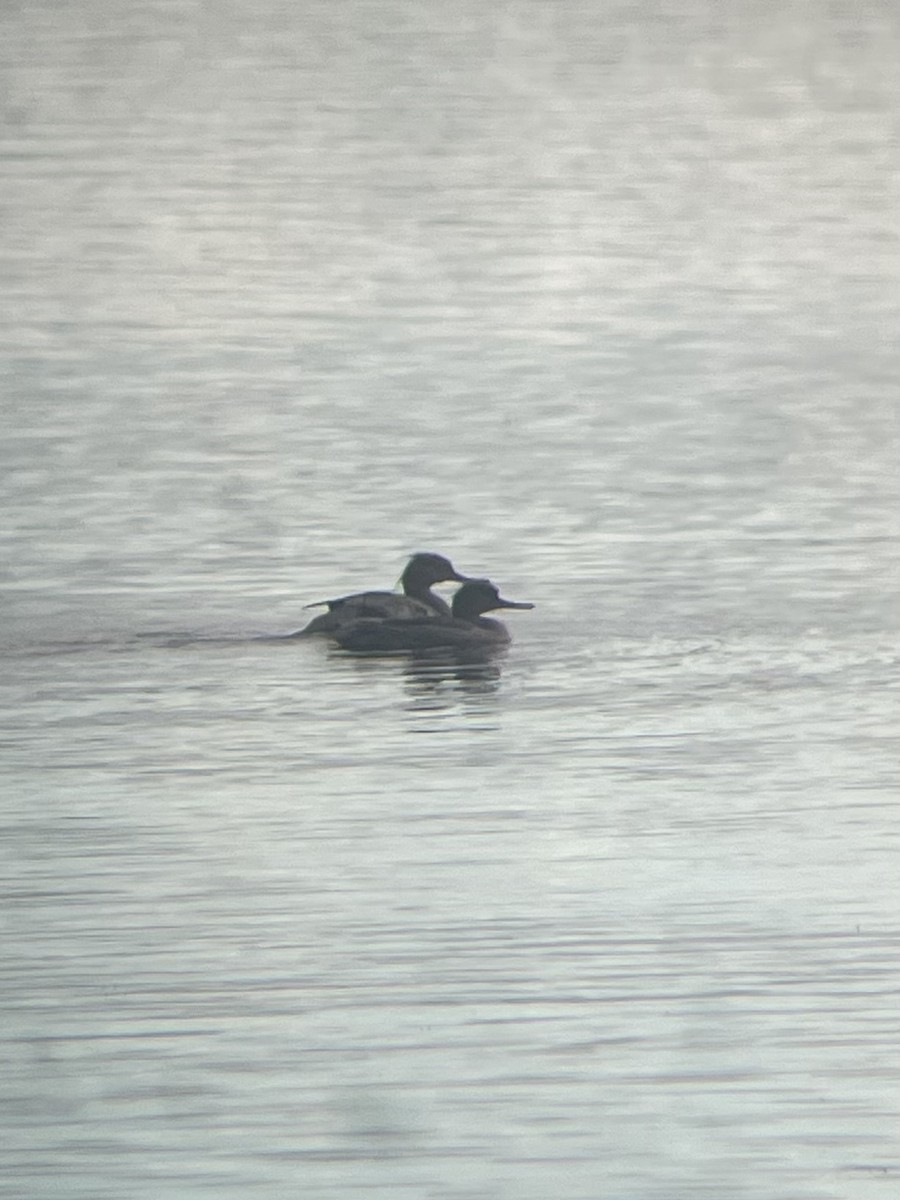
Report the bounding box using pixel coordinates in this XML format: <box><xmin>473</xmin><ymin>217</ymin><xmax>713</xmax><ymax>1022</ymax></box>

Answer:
<box><xmin>2</xmin><ymin>2</ymin><xmax>899</xmax><ymax>1197</ymax></box>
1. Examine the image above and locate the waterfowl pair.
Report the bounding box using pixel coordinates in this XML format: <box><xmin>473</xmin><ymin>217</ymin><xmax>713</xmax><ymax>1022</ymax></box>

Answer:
<box><xmin>295</xmin><ymin>553</ymin><xmax>533</xmax><ymax>652</ymax></box>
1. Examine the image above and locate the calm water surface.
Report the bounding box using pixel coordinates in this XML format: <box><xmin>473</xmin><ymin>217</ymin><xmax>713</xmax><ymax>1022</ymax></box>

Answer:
<box><xmin>2</xmin><ymin>2</ymin><xmax>899</xmax><ymax>1198</ymax></box>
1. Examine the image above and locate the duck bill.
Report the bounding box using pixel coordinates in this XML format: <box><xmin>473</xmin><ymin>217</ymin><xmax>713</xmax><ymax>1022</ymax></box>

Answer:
<box><xmin>495</xmin><ymin>596</ymin><xmax>535</xmax><ymax>610</ymax></box>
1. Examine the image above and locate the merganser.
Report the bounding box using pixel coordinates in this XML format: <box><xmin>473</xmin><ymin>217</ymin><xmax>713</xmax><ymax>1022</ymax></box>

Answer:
<box><xmin>333</xmin><ymin>579</ymin><xmax>533</xmax><ymax>654</ymax></box>
<box><xmin>295</xmin><ymin>552</ymin><xmax>474</xmax><ymax>636</ymax></box>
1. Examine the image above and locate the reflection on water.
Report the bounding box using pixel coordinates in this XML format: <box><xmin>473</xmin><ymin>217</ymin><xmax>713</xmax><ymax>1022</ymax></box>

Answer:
<box><xmin>326</xmin><ymin>644</ymin><xmax>505</xmax><ymax>706</ymax></box>
<box><xmin>402</xmin><ymin>656</ymin><xmax>504</xmax><ymax>706</ymax></box>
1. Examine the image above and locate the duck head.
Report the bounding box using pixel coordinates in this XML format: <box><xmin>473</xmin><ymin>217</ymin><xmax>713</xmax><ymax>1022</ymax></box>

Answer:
<box><xmin>401</xmin><ymin>552</ymin><xmax>474</xmax><ymax>591</ymax></box>
<box><xmin>450</xmin><ymin>579</ymin><xmax>535</xmax><ymax>621</ymax></box>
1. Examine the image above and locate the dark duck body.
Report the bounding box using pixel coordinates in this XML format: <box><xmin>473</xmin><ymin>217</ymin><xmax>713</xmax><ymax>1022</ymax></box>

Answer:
<box><xmin>296</xmin><ymin>552</ymin><xmax>472</xmax><ymax>636</ymax></box>
<box><xmin>333</xmin><ymin>580</ymin><xmax>534</xmax><ymax>655</ymax></box>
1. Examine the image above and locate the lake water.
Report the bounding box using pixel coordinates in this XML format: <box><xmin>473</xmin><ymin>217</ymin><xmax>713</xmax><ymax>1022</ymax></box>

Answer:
<box><xmin>2</xmin><ymin>2</ymin><xmax>899</xmax><ymax>1197</ymax></box>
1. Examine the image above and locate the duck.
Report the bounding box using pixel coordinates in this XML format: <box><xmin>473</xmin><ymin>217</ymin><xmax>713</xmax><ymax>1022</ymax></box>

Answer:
<box><xmin>294</xmin><ymin>552</ymin><xmax>474</xmax><ymax>636</ymax></box>
<box><xmin>333</xmin><ymin>579</ymin><xmax>534</xmax><ymax>654</ymax></box>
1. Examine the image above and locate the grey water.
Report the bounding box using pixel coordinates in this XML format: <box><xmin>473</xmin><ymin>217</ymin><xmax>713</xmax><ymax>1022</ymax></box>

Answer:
<box><xmin>2</xmin><ymin>2</ymin><xmax>899</xmax><ymax>1198</ymax></box>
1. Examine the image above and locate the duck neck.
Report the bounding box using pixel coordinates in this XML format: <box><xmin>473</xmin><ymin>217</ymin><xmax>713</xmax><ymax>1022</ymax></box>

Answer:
<box><xmin>419</xmin><ymin>589</ymin><xmax>452</xmax><ymax>617</ymax></box>
<box><xmin>450</xmin><ymin>597</ymin><xmax>487</xmax><ymax>623</ymax></box>
<box><xmin>401</xmin><ymin>566</ymin><xmax>451</xmax><ymax>615</ymax></box>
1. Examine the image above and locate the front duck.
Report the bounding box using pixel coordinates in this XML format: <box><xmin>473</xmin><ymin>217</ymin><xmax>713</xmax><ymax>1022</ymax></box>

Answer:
<box><xmin>333</xmin><ymin>579</ymin><xmax>534</xmax><ymax>654</ymax></box>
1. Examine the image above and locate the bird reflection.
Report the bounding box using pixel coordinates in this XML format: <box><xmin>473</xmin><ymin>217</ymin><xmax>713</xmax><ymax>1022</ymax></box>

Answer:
<box><xmin>329</xmin><ymin>643</ymin><xmax>503</xmax><ymax>708</ymax></box>
<box><xmin>401</xmin><ymin>651</ymin><xmax>503</xmax><ymax>707</ymax></box>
